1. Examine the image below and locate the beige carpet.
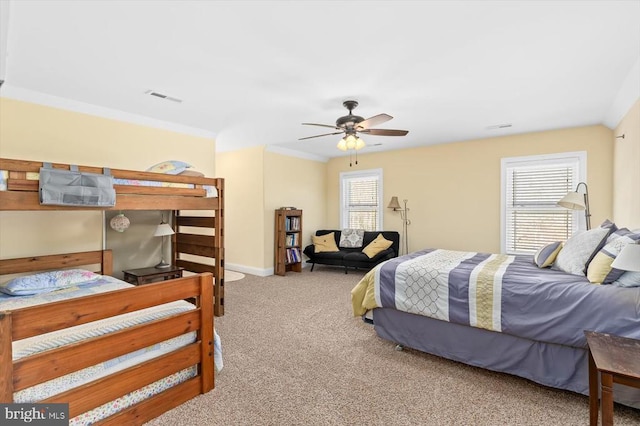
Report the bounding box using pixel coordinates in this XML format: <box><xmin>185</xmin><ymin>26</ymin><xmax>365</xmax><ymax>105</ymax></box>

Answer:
<box><xmin>147</xmin><ymin>267</ymin><xmax>640</xmax><ymax>426</ymax></box>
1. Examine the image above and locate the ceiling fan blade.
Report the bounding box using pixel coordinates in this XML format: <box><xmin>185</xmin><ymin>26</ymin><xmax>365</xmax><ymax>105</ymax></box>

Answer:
<box><xmin>356</xmin><ymin>113</ymin><xmax>393</xmax><ymax>130</ymax></box>
<box><xmin>298</xmin><ymin>131</ymin><xmax>344</xmax><ymax>141</ymax></box>
<box><xmin>360</xmin><ymin>128</ymin><xmax>409</xmax><ymax>137</ymax></box>
<box><xmin>302</xmin><ymin>122</ymin><xmax>341</xmax><ymax>130</ymax></box>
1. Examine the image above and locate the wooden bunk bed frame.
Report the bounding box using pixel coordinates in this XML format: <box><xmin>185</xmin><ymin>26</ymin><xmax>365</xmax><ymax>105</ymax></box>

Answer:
<box><xmin>0</xmin><ymin>249</ymin><xmax>214</xmax><ymax>424</ymax></box>
<box><xmin>0</xmin><ymin>157</ymin><xmax>225</xmax><ymax>316</ymax></box>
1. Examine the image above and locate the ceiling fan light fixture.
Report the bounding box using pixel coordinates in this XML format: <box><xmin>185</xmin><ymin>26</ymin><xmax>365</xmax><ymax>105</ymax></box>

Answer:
<box><xmin>339</xmin><ymin>134</ymin><xmax>365</xmax><ymax>151</ymax></box>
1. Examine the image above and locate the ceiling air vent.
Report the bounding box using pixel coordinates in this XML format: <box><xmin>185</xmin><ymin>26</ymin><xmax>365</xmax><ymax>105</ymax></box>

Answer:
<box><xmin>486</xmin><ymin>123</ymin><xmax>512</xmax><ymax>130</ymax></box>
<box><xmin>144</xmin><ymin>90</ymin><xmax>182</xmax><ymax>103</ymax></box>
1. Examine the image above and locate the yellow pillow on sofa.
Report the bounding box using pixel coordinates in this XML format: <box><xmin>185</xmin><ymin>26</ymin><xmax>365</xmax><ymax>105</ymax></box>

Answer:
<box><xmin>312</xmin><ymin>232</ymin><xmax>339</xmax><ymax>253</ymax></box>
<box><xmin>362</xmin><ymin>234</ymin><xmax>393</xmax><ymax>258</ymax></box>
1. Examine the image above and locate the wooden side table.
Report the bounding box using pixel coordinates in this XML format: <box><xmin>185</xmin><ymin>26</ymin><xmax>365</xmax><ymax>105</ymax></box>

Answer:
<box><xmin>122</xmin><ymin>266</ymin><xmax>184</xmax><ymax>285</ymax></box>
<box><xmin>584</xmin><ymin>331</ymin><xmax>640</xmax><ymax>426</ymax></box>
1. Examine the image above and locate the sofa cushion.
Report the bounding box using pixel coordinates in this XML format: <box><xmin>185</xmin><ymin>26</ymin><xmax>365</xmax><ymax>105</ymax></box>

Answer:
<box><xmin>312</xmin><ymin>232</ymin><xmax>340</xmax><ymax>253</ymax></box>
<box><xmin>339</xmin><ymin>229</ymin><xmax>365</xmax><ymax>248</ymax></box>
<box><xmin>362</xmin><ymin>233</ymin><xmax>394</xmax><ymax>258</ymax></box>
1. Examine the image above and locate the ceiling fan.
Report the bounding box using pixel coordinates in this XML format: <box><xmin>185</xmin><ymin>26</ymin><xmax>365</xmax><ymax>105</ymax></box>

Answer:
<box><xmin>299</xmin><ymin>100</ymin><xmax>409</xmax><ymax>150</ymax></box>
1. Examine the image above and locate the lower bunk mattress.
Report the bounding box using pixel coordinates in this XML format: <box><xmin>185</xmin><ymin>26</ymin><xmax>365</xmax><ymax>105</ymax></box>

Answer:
<box><xmin>1</xmin><ymin>274</ymin><xmax>222</xmax><ymax>425</ymax></box>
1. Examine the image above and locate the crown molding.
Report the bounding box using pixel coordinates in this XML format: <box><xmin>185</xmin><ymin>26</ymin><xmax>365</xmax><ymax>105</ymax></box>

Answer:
<box><xmin>264</xmin><ymin>144</ymin><xmax>328</xmax><ymax>163</ymax></box>
<box><xmin>0</xmin><ymin>85</ymin><xmax>216</xmax><ymax>139</ymax></box>
<box><xmin>604</xmin><ymin>56</ymin><xmax>640</xmax><ymax>128</ymax></box>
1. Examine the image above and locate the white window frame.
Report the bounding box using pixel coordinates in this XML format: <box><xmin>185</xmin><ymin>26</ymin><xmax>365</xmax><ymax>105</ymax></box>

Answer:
<box><xmin>340</xmin><ymin>168</ymin><xmax>383</xmax><ymax>231</ymax></box>
<box><xmin>501</xmin><ymin>151</ymin><xmax>587</xmax><ymax>254</ymax></box>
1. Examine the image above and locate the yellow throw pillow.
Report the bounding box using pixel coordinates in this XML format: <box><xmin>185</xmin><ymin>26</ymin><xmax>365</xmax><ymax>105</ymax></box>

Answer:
<box><xmin>312</xmin><ymin>232</ymin><xmax>339</xmax><ymax>253</ymax></box>
<box><xmin>362</xmin><ymin>234</ymin><xmax>393</xmax><ymax>258</ymax></box>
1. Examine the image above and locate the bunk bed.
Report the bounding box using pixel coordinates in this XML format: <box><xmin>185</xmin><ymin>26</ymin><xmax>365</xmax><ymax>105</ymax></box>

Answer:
<box><xmin>0</xmin><ymin>157</ymin><xmax>225</xmax><ymax>316</ymax></box>
<box><xmin>0</xmin><ymin>249</ymin><xmax>215</xmax><ymax>424</ymax></box>
<box><xmin>0</xmin><ymin>158</ymin><xmax>225</xmax><ymax>424</ymax></box>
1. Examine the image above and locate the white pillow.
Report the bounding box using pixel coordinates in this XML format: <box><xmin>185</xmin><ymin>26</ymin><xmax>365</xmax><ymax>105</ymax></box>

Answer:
<box><xmin>553</xmin><ymin>227</ymin><xmax>610</xmax><ymax>275</ymax></box>
<box><xmin>146</xmin><ymin>160</ymin><xmax>192</xmax><ymax>175</ymax></box>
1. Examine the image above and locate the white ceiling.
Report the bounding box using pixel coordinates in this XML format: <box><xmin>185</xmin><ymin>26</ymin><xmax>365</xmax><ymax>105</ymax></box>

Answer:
<box><xmin>1</xmin><ymin>1</ymin><xmax>639</xmax><ymax>161</ymax></box>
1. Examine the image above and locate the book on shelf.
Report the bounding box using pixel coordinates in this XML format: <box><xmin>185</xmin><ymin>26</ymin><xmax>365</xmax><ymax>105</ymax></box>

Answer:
<box><xmin>285</xmin><ymin>247</ymin><xmax>301</xmax><ymax>264</ymax></box>
<box><xmin>285</xmin><ymin>216</ymin><xmax>300</xmax><ymax>231</ymax></box>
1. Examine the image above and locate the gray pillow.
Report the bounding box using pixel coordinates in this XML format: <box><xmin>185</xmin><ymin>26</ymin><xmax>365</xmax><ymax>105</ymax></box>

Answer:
<box><xmin>553</xmin><ymin>227</ymin><xmax>610</xmax><ymax>275</ymax></box>
<box><xmin>339</xmin><ymin>229</ymin><xmax>365</xmax><ymax>248</ymax></box>
<box><xmin>613</xmin><ymin>271</ymin><xmax>640</xmax><ymax>288</ymax></box>
<box><xmin>533</xmin><ymin>241</ymin><xmax>563</xmax><ymax>268</ymax></box>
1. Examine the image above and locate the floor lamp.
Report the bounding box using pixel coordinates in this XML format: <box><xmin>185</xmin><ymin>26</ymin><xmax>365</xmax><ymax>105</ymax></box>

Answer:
<box><xmin>557</xmin><ymin>182</ymin><xmax>591</xmax><ymax>230</ymax></box>
<box><xmin>388</xmin><ymin>196</ymin><xmax>410</xmax><ymax>255</ymax></box>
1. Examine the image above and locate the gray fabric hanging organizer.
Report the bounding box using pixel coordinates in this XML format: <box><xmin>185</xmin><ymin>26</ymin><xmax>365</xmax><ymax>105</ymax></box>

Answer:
<box><xmin>39</xmin><ymin>162</ymin><xmax>116</xmax><ymax>207</ymax></box>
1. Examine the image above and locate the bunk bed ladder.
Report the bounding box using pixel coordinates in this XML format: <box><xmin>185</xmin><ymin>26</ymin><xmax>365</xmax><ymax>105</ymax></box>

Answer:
<box><xmin>173</xmin><ymin>208</ymin><xmax>224</xmax><ymax>316</ymax></box>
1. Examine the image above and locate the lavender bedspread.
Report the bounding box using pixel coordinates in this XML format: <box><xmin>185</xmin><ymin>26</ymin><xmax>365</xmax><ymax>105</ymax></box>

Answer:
<box><xmin>351</xmin><ymin>249</ymin><xmax>640</xmax><ymax>348</ymax></box>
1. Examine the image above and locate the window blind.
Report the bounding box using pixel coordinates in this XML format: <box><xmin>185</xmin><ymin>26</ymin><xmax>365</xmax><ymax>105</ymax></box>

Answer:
<box><xmin>341</xmin><ymin>172</ymin><xmax>381</xmax><ymax>231</ymax></box>
<box><xmin>505</xmin><ymin>163</ymin><xmax>577</xmax><ymax>254</ymax></box>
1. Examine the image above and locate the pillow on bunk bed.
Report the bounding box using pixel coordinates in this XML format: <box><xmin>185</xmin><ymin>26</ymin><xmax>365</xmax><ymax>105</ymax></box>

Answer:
<box><xmin>179</xmin><ymin>170</ymin><xmax>205</xmax><ymax>177</ymax></box>
<box><xmin>0</xmin><ymin>269</ymin><xmax>101</xmax><ymax>296</ymax></box>
<box><xmin>146</xmin><ymin>160</ymin><xmax>192</xmax><ymax>175</ymax></box>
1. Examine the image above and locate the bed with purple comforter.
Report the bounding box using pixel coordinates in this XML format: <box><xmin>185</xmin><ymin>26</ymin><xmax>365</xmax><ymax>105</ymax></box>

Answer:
<box><xmin>351</xmin><ymin>248</ymin><xmax>640</xmax><ymax>408</ymax></box>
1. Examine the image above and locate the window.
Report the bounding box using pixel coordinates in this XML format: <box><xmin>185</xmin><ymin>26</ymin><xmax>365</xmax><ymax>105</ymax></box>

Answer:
<box><xmin>340</xmin><ymin>169</ymin><xmax>383</xmax><ymax>231</ymax></box>
<box><xmin>501</xmin><ymin>152</ymin><xmax>586</xmax><ymax>254</ymax></box>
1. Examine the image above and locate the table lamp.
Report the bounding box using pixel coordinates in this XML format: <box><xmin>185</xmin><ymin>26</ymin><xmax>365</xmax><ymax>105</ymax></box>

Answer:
<box><xmin>154</xmin><ymin>220</ymin><xmax>175</xmax><ymax>269</ymax></box>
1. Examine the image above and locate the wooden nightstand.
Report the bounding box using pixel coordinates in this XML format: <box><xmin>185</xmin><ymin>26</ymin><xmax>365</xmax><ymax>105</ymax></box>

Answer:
<box><xmin>584</xmin><ymin>331</ymin><xmax>640</xmax><ymax>426</ymax></box>
<box><xmin>122</xmin><ymin>266</ymin><xmax>184</xmax><ymax>285</ymax></box>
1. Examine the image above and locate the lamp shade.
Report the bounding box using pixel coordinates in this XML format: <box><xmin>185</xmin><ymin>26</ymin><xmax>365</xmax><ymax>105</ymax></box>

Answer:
<box><xmin>388</xmin><ymin>196</ymin><xmax>401</xmax><ymax>210</ymax></box>
<box><xmin>557</xmin><ymin>191</ymin><xmax>586</xmax><ymax>210</ymax></box>
<box><xmin>611</xmin><ymin>244</ymin><xmax>640</xmax><ymax>272</ymax></box>
<box><xmin>154</xmin><ymin>223</ymin><xmax>175</xmax><ymax>237</ymax></box>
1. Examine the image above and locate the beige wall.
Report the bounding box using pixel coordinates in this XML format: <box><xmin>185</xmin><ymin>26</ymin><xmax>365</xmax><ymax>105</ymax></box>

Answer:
<box><xmin>326</xmin><ymin>125</ymin><xmax>614</xmax><ymax>254</ymax></box>
<box><xmin>3</xmin><ymin>96</ymin><xmax>634</xmax><ymax>272</ymax></box>
<box><xmin>216</xmin><ymin>147</ymin><xmax>326</xmax><ymax>274</ymax></box>
<box><xmin>264</xmin><ymin>150</ymin><xmax>326</xmax><ymax>269</ymax></box>
<box><xmin>613</xmin><ymin>98</ymin><xmax>640</xmax><ymax>229</ymax></box>
<box><xmin>0</xmin><ymin>98</ymin><xmax>216</xmax><ymax>260</ymax></box>
<box><xmin>215</xmin><ymin>146</ymin><xmax>265</xmax><ymax>273</ymax></box>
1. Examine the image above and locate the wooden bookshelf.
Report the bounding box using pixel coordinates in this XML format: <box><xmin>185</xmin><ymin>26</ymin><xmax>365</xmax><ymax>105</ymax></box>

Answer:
<box><xmin>274</xmin><ymin>208</ymin><xmax>302</xmax><ymax>276</ymax></box>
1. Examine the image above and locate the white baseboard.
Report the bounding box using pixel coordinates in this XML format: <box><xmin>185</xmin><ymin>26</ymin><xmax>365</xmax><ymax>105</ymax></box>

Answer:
<box><xmin>225</xmin><ymin>261</ymin><xmax>309</xmax><ymax>277</ymax></box>
<box><xmin>225</xmin><ymin>262</ymin><xmax>273</xmax><ymax>277</ymax></box>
